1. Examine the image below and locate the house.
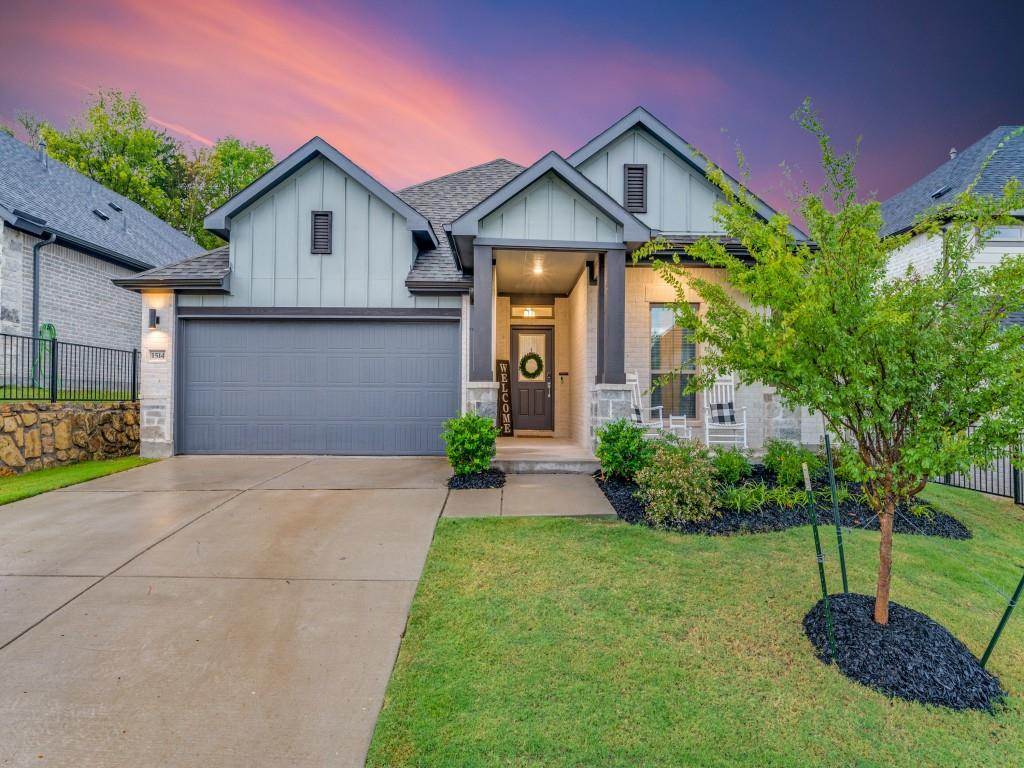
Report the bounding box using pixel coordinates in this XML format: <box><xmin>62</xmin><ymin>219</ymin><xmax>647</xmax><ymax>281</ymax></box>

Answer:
<box><xmin>0</xmin><ymin>133</ymin><xmax>204</xmax><ymax>351</ymax></box>
<box><xmin>884</xmin><ymin>126</ymin><xmax>1024</xmax><ymax>280</ymax></box>
<box><xmin>115</xmin><ymin>107</ymin><xmax>824</xmax><ymax>458</ymax></box>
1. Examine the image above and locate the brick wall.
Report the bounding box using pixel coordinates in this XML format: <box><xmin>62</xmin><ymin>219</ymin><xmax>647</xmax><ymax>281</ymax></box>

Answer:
<box><xmin>138</xmin><ymin>292</ymin><xmax>176</xmax><ymax>457</ymax></box>
<box><xmin>1</xmin><ymin>225</ymin><xmax>140</xmax><ymax>350</ymax></box>
<box><xmin>568</xmin><ymin>270</ymin><xmax>594</xmax><ymax>445</ymax></box>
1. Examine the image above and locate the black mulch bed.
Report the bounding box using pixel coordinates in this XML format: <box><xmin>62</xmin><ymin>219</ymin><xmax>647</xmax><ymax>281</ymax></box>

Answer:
<box><xmin>803</xmin><ymin>593</ymin><xmax>1005</xmax><ymax>711</ymax></box>
<box><xmin>594</xmin><ymin>469</ymin><xmax>971</xmax><ymax>539</ymax></box>
<box><xmin>447</xmin><ymin>469</ymin><xmax>506</xmax><ymax>489</ymax></box>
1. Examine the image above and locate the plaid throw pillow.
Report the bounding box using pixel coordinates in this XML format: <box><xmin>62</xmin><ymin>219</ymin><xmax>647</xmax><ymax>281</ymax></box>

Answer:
<box><xmin>710</xmin><ymin>401</ymin><xmax>736</xmax><ymax>424</ymax></box>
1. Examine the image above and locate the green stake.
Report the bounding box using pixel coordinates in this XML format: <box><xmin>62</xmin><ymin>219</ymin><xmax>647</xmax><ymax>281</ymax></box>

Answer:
<box><xmin>804</xmin><ymin>463</ymin><xmax>838</xmax><ymax>662</ymax></box>
<box><xmin>980</xmin><ymin>566</ymin><xmax>1024</xmax><ymax>669</ymax></box>
<box><xmin>824</xmin><ymin>435</ymin><xmax>849</xmax><ymax>594</ymax></box>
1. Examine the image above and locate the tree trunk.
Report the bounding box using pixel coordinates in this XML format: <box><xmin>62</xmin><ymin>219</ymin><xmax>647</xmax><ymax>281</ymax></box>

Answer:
<box><xmin>874</xmin><ymin>497</ymin><xmax>895</xmax><ymax>624</ymax></box>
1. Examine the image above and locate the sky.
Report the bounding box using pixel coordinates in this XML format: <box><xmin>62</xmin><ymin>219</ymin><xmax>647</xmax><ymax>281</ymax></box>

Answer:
<box><xmin>2</xmin><ymin>0</ymin><xmax>1022</xmax><ymax>213</ymax></box>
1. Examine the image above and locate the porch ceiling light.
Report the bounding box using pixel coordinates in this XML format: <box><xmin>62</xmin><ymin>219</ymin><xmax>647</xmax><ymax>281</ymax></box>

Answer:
<box><xmin>532</xmin><ymin>261</ymin><xmax>543</xmax><ymax>274</ymax></box>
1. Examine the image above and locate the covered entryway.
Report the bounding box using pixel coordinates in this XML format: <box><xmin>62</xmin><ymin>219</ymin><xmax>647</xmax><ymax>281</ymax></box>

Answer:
<box><xmin>178</xmin><ymin>317</ymin><xmax>459</xmax><ymax>455</ymax></box>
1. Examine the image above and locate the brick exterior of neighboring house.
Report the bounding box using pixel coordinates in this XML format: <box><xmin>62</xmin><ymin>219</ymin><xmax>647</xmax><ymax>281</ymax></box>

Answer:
<box><xmin>0</xmin><ymin>224</ymin><xmax>140</xmax><ymax>349</ymax></box>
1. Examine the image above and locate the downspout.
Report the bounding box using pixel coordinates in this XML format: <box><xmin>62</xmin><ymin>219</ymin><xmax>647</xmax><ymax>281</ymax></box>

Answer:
<box><xmin>32</xmin><ymin>232</ymin><xmax>57</xmax><ymax>337</ymax></box>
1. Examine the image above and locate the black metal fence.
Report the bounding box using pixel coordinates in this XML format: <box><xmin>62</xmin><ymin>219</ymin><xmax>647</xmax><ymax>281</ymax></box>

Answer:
<box><xmin>0</xmin><ymin>333</ymin><xmax>138</xmax><ymax>402</ymax></box>
<box><xmin>933</xmin><ymin>430</ymin><xmax>1024</xmax><ymax>505</ymax></box>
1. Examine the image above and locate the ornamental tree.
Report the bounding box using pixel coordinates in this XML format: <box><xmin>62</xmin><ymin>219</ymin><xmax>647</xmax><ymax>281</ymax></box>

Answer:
<box><xmin>640</xmin><ymin>105</ymin><xmax>1024</xmax><ymax>624</ymax></box>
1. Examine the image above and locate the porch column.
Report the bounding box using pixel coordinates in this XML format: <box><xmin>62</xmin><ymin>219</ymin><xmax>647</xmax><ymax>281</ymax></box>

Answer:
<box><xmin>470</xmin><ymin>244</ymin><xmax>493</xmax><ymax>381</ymax></box>
<box><xmin>597</xmin><ymin>248</ymin><xmax>626</xmax><ymax>384</ymax></box>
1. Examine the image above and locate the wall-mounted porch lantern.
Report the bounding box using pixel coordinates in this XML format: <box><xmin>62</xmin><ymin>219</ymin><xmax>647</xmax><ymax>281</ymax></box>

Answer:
<box><xmin>148</xmin><ymin>308</ymin><xmax>160</xmax><ymax>329</ymax></box>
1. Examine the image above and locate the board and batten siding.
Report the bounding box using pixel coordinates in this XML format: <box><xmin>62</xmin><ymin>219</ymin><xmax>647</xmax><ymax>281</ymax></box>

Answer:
<box><xmin>479</xmin><ymin>172</ymin><xmax>623</xmax><ymax>242</ymax></box>
<box><xmin>575</xmin><ymin>128</ymin><xmax>725</xmax><ymax>234</ymax></box>
<box><xmin>179</xmin><ymin>157</ymin><xmax>457</xmax><ymax>309</ymax></box>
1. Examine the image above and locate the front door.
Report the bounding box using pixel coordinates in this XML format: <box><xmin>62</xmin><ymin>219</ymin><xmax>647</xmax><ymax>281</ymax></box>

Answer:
<box><xmin>512</xmin><ymin>327</ymin><xmax>553</xmax><ymax>430</ymax></box>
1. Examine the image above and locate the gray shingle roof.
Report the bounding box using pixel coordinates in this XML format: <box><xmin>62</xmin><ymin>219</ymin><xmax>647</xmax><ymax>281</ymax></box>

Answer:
<box><xmin>112</xmin><ymin>245</ymin><xmax>230</xmax><ymax>290</ymax></box>
<box><xmin>0</xmin><ymin>133</ymin><xmax>203</xmax><ymax>269</ymax></box>
<box><xmin>397</xmin><ymin>159</ymin><xmax>524</xmax><ymax>284</ymax></box>
<box><xmin>881</xmin><ymin>126</ymin><xmax>1024</xmax><ymax>237</ymax></box>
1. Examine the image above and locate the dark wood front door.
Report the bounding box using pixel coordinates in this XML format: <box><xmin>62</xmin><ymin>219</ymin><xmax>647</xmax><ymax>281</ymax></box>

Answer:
<box><xmin>512</xmin><ymin>327</ymin><xmax>553</xmax><ymax>430</ymax></box>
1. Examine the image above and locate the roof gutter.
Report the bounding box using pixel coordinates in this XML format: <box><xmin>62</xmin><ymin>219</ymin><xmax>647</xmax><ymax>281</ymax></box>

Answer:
<box><xmin>3</xmin><ymin>212</ymin><xmax>158</xmax><ymax>272</ymax></box>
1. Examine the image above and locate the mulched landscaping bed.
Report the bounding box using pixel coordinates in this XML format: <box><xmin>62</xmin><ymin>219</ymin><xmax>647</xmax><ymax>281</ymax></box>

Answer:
<box><xmin>803</xmin><ymin>593</ymin><xmax>1005</xmax><ymax>711</ymax></box>
<box><xmin>594</xmin><ymin>469</ymin><xmax>971</xmax><ymax>539</ymax></box>
<box><xmin>448</xmin><ymin>469</ymin><xmax>506</xmax><ymax>490</ymax></box>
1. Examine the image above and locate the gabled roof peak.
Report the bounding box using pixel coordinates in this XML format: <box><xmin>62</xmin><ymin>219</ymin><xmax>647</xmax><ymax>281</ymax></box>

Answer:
<box><xmin>568</xmin><ymin>105</ymin><xmax>806</xmax><ymax>240</ymax></box>
<box><xmin>203</xmin><ymin>135</ymin><xmax>436</xmax><ymax>247</ymax></box>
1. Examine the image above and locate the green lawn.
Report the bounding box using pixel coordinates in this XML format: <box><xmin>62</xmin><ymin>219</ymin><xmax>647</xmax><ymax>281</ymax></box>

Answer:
<box><xmin>368</xmin><ymin>485</ymin><xmax>1024</xmax><ymax>767</ymax></box>
<box><xmin>0</xmin><ymin>457</ymin><xmax>155</xmax><ymax>505</ymax></box>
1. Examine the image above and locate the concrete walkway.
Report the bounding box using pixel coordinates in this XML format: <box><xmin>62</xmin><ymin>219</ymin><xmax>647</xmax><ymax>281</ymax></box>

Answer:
<box><xmin>0</xmin><ymin>458</ymin><xmax>613</xmax><ymax>767</ymax></box>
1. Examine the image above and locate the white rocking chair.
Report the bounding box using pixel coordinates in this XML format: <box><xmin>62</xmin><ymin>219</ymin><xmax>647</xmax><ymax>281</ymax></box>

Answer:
<box><xmin>627</xmin><ymin>371</ymin><xmax>664</xmax><ymax>439</ymax></box>
<box><xmin>704</xmin><ymin>373</ymin><xmax>748</xmax><ymax>449</ymax></box>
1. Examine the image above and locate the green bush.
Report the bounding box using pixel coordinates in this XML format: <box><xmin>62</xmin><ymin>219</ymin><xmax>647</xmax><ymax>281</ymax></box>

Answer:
<box><xmin>713</xmin><ymin>447</ymin><xmax>753</xmax><ymax>486</ymax></box>
<box><xmin>441</xmin><ymin>413</ymin><xmax>499</xmax><ymax>475</ymax></box>
<box><xmin>635</xmin><ymin>439</ymin><xmax>718</xmax><ymax>525</ymax></box>
<box><xmin>763</xmin><ymin>439</ymin><xmax>823</xmax><ymax>488</ymax></box>
<box><xmin>718</xmin><ymin>480</ymin><xmax>769</xmax><ymax>514</ymax></box>
<box><xmin>595</xmin><ymin>419</ymin><xmax>654</xmax><ymax>481</ymax></box>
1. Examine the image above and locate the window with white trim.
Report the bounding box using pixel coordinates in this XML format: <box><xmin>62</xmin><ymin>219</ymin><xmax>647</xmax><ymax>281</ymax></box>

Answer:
<box><xmin>650</xmin><ymin>303</ymin><xmax>698</xmax><ymax>418</ymax></box>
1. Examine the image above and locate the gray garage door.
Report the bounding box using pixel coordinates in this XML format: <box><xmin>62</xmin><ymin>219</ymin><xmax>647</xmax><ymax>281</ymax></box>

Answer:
<box><xmin>179</xmin><ymin>318</ymin><xmax>460</xmax><ymax>455</ymax></box>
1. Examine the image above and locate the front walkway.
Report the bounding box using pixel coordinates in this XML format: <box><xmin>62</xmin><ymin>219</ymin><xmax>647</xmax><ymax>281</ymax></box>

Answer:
<box><xmin>0</xmin><ymin>456</ymin><xmax>613</xmax><ymax>767</ymax></box>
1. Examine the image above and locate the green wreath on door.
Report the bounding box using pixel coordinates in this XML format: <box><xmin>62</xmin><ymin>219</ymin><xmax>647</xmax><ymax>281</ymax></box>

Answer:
<box><xmin>519</xmin><ymin>352</ymin><xmax>544</xmax><ymax>380</ymax></box>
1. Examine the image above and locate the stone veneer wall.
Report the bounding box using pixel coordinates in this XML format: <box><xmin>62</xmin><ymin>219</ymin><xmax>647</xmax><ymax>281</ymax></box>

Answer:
<box><xmin>465</xmin><ymin>382</ymin><xmax>499</xmax><ymax>421</ymax></box>
<box><xmin>589</xmin><ymin>383</ymin><xmax>633</xmax><ymax>448</ymax></box>
<box><xmin>0</xmin><ymin>401</ymin><xmax>139</xmax><ymax>475</ymax></box>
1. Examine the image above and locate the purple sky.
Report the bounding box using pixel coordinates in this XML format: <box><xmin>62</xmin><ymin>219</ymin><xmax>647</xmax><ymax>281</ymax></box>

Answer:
<box><xmin>2</xmin><ymin>0</ymin><xmax>1021</xmax><ymax>212</ymax></box>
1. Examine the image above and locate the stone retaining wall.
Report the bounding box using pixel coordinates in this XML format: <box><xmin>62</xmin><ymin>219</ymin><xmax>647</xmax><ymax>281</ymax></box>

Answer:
<box><xmin>0</xmin><ymin>401</ymin><xmax>139</xmax><ymax>476</ymax></box>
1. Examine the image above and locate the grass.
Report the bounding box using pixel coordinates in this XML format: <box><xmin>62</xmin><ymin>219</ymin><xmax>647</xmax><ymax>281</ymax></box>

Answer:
<box><xmin>368</xmin><ymin>485</ymin><xmax>1024</xmax><ymax>767</ymax></box>
<box><xmin>0</xmin><ymin>456</ymin><xmax>155</xmax><ymax>505</ymax></box>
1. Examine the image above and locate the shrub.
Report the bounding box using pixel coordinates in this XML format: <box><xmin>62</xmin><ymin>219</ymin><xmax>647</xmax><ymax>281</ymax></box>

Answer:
<box><xmin>763</xmin><ymin>439</ymin><xmax>823</xmax><ymax>488</ymax></box>
<box><xmin>766</xmin><ymin>484</ymin><xmax>806</xmax><ymax>509</ymax></box>
<box><xmin>441</xmin><ymin>413</ymin><xmax>499</xmax><ymax>475</ymax></box>
<box><xmin>719</xmin><ymin>480</ymin><xmax>768</xmax><ymax>514</ymax></box>
<box><xmin>635</xmin><ymin>439</ymin><xmax>718</xmax><ymax>525</ymax></box>
<box><xmin>713</xmin><ymin>447</ymin><xmax>753</xmax><ymax>486</ymax></box>
<box><xmin>595</xmin><ymin>419</ymin><xmax>654</xmax><ymax>481</ymax></box>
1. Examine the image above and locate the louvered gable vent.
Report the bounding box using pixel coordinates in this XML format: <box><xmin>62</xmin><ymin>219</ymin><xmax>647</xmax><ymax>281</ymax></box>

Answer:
<box><xmin>310</xmin><ymin>210</ymin><xmax>332</xmax><ymax>254</ymax></box>
<box><xmin>623</xmin><ymin>164</ymin><xmax>647</xmax><ymax>213</ymax></box>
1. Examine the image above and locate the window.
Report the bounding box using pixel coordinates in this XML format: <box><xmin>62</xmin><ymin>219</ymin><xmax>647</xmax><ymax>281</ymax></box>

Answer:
<box><xmin>623</xmin><ymin>164</ymin><xmax>647</xmax><ymax>213</ymax></box>
<box><xmin>311</xmin><ymin>210</ymin><xmax>332</xmax><ymax>254</ymax></box>
<box><xmin>650</xmin><ymin>303</ymin><xmax>698</xmax><ymax>418</ymax></box>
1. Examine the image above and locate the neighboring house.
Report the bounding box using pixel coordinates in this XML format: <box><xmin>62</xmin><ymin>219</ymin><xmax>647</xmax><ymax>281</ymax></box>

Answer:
<box><xmin>0</xmin><ymin>133</ymin><xmax>204</xmax><ymax>351</ymax></box>
<box><xmin>883</xmin><ymin>126</ymin><xmax>1024</xmax><ymax>279</ymax></box>
<box><xmin>116</xmin><ymin>107</ymin><xmax>822</xmax><ymax>458</ymax></box>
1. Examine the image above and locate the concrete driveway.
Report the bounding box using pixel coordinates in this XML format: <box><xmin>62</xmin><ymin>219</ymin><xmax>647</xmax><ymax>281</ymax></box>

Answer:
<box><xmin>0</xmin><ymin>456</ymin><xmax>450</xmax><ymax>768</ymax></box>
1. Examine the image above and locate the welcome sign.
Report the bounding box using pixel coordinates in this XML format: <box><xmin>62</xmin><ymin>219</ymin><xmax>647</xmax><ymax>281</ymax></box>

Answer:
<box><xmin>496</xmin><ymin>359</ymin><xmax>514</xmax><ymax>436</ymax></box>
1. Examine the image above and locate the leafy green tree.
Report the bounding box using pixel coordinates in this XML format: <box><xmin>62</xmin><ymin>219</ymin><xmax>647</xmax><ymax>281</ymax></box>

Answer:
<box><xmin>177</xmin><ymin>137</ymin><xmax>275</xmax><ymax>249</ymax></box>
<box><xmin>639</xmin><ymin>105</ymin><xmax>1024</xmax><ymax>624</ymax></box>
<box><xmin>24</xmin><ymin>90</ymin><xmax>274</xmax><ymax>248</ymax></box>
<box><xmin>38</xmin><ymin>89</ymin><xmax>184</xmax><ymax>220</ymax></box>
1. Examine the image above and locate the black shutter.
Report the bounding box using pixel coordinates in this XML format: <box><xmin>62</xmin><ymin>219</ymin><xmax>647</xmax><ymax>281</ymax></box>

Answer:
<box><xmin>623</xmin><ymin>164</ymin><xmax>647</xmax><ymax>213</ymax></box>
<box><xmin>311</xmin><ymin>210</ymin><xmax>332</xmax><ymax>254</ymax></box>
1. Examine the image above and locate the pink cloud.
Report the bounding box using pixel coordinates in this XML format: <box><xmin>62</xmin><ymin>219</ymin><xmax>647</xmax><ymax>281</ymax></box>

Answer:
<box><xmin>2</xmin><ymin>0</ymin><xmax>550</xmax><ymax>187</ymax></box>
